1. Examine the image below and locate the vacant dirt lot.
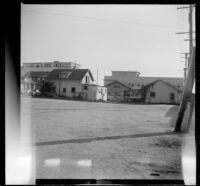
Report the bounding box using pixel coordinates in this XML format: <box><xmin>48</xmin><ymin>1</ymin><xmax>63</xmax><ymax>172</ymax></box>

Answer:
<box><xmin>21</xmin><ymin>97</ymin><xmax>187</xmax><ymax>179</ymax></box>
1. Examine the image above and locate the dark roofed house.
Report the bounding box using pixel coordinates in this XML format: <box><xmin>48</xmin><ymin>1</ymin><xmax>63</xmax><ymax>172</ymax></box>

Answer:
<box><xmin>47</xmin><ymin>69</ymin><xmax>94</xmax><ymax>98</ymax></box>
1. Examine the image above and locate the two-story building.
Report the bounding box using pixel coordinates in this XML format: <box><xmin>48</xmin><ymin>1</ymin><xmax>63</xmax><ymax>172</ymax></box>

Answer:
<box><xmin>47</xmin><ymin>69</ymin><xmax>93</xmax><ymax>98</ymax></box>
<box><xmin>21</xmin><ymin>61</ymin><xmax>81</xmax><ymax>76</ymax></box>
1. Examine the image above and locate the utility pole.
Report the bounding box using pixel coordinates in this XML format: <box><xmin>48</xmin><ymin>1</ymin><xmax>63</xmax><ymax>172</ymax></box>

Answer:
<box><xmin>189</xmin><ymin>4</ymin><xmax>193</xmax><ymax>68</ymax></box>
<box><xmin>97</xmin><ymin>68</ymin><xmax>99</xmax><ymax>86</ymax></box>
<box><xmin>176</xmin><ymin>4</ymin><xmax>195</xmax><ymax>84</ymax></box>
<box><xmin>175</xmin><ymin>47</ymin><xmax>195</xmax><ymax>132</ymax></box>
<box><xmin>174</xmin><ymin>5</ymin><xmax>195</xmax><ymax>132</ymax></box>
<box><xmin>180</xmin><ymin>52</ymin><xmax>189</xmax><ymax>83</ymax></box>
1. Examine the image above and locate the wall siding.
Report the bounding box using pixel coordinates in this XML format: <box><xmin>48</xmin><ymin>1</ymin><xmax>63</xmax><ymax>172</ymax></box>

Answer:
<box><xmin>107</xmin><ymin>82</ymin><xmax>130</xmax><ymax>96</ymax></box>
<box><xmin>145</xmin><ymin>81</ymin><xmax>182</xmax><ymax>104</ymax></box>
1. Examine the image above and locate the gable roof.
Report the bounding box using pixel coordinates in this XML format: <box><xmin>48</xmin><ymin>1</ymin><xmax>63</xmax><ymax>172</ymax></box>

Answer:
<box><xmin>138</xmin><ymin>76</ymin><xmax>183</xmax><ymax>86</ymax></box>
<box><xmin>47</xmin><ymin>69</ymin><xmax>94</xmax><ymax>81</ymax></box>
<box><xmin>142</xmin><ymin>79</ymin><xmax>182</xmax><ymax>92</ymax></box>
<box><xmin>105</xmin><ymin>80</ymin><xmax>132</xmax><ymax>89</ymax></box>
<box><xmin>23</xmin><ymin>71</ymin><xmax>50</xmax><ymax>79</ymax></box>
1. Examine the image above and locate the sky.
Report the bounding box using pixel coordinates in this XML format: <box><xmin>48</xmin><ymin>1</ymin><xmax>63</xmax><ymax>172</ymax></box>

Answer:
<box><xmin>21</xmin><ymin>4</ymin><xmax>195</xmax><ymax>85</ymax></box>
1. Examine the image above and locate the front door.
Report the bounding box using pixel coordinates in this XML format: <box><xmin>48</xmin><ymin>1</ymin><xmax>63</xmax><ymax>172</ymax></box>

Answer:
<box><xmin>71</xmin><ymin>87</ymin><xmax>76</xmax><ymax>97</ymax></box>
<box><xmin>170</xmin><ymin>92</ymin><xmax>175</xmax><ymax>103</ymax></box>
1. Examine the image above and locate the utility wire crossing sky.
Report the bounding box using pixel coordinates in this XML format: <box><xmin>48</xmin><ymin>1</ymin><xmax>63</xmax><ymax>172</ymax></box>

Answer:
<box><xmin>21</xmin><ymin>4</ymin><xmax>195</xmax><ymax>85</ymax></box>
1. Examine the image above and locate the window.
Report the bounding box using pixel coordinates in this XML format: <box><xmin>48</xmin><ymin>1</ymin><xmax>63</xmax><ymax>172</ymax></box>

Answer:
<box><xmin>85</xmin><ymin>76</ymin><xmax>89</xmax><ymax>84</ymax></box>
<box><xmin>63</xmin><ymin>88</ymin><xmax>66</xmax><ymax>93</ymax></box>
<box><xmin>113</xmin><ymin>85</ymin><xmax>120</xmax><ymax>88</ymax></box>
<box><xmin>71</xmin><ymin>87</ymin><xmax>76</xmax><ymax>93</ymax></box>
<box><xmin>177</xmin><ymin>85</ymin><xmax>180</xmax><ymax>88</ymax></box>
<box><xmin>84</xmin><ymin>86</ymin><xmax>88</xmax><ymax>90</ymax></box>
<box><xmin>137</xmin><ymin>84</ymin><xmax>140</xmax><ymax>87</ymax></box>
<box><xmin>150</xmin><ymin>92</ymin><xmax>156</xmax><ymax>97</ymax></box>
<box><xmin>170</xmin><ymin>93</ymin><xmax>175</xmax><ymax>101</ymax></box>
<box><xmin>132</xmin><ymin>84</ymin><xmax>134</xmax><ymax>87</ymax></box>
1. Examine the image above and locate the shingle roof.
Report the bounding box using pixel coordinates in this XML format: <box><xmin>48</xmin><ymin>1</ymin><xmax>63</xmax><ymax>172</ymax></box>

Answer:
<box><xmin>47</xmin><ymin>69</ymin><xmax>94</xmax><ymax>81</ymax></box>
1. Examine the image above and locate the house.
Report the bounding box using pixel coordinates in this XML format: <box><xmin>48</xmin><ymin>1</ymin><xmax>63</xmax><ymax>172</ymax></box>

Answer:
<box><xmin>21</xmin><ymin>79</ymin><xmax>37</xmax><ymax>95</ymax></box>
<box><xmin>82</xmin><ymin>84</ymin><xmax>107</xmax><ymax>101</ymax></box>
<box><xmin>22</xmin><ymin>71</ymin><xmax>49</xmax><ymax>82</ymax></box>
<box><xmin>21</xmin><ymin>61</ymin><xmax>81</xmax><ymax>76</ymax></box>
<box><xmin>47</xmin><ymin>69</ymin><xmax>95</xmax><ymax>98</ymax></box>
<box><xmin>105</xmin><ymin>81</ymin><xmax>132</xmax><ymax>101</ymax></box>
<box><xmin>105</xmin><ymin>80</ymin><xmax>144</xmax><ymax>102</ymax></box>
<box><xmin>104</xmin><ymin>71</ymin><xmax>183</xmax><ymax>104</ymax></box>
<box><xmin>104</xmin><ymin>71</ymin><xmax>183</xmax><ymax>91</ymax></box>
<box><xmin>142</xmin><ymin>79</ymin><xmax>183</xmax><ymax>104</ymax></box>
<box><xmin>21</xmin><ymin>71</ymin><xmax>50</xmax><ymax>94</ymax></box>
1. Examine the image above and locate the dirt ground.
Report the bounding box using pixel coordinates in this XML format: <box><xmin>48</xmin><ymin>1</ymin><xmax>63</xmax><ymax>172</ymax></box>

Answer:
<box><xmin>20</xmin><ymin>97</ymin><xmax>194</xmax><ymax>180</ymax></box>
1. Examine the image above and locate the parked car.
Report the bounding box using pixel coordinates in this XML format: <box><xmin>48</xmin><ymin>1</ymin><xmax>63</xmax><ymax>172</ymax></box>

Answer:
<box><xmin>31</xmin><ymin>89</ymin><xmax>41</xmax><ymax>97</ymax></box>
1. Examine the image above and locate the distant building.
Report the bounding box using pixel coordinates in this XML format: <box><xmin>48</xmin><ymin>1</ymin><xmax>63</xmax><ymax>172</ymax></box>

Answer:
<box><xmin>82</xmin><ymin>84</ymin><xmax>107</xmax><ymax>101</ymax></box>
<box><xmin>21</xmin><ymin>71</ymin><xmax>49</xmax><ymax>94</ymax></box>
<box><xmin>47</xmin><ymin>69</ymin><xmax>94</xmax><ymax>98</ymax></box>
<box><xmin>105</xmin><ymin>81</ymin><xmax>132</xmax><ymax>102</ymax></box>
<box><xmin>21</xmin><ymin>61</ymin><xmax>81</xmax><ymax>76</ymax></box>
<box><xmin>142</xmin><ymin>79</ymin><xmax>182</xmax><ymax>104</ymax></box>
<box><xmin>47</xmin><ymin>69</ymin><xmax>107</xmax><ymax>101</ymax></box>
<box><xmin>104</xmin><ymin>71</ymin><xmax>141</xmax><ymax>89</ymax></box>
<box><xmin>104</xmin><ymin>71</ymin><xmax>183</xmax><ymax>104</ymax></box>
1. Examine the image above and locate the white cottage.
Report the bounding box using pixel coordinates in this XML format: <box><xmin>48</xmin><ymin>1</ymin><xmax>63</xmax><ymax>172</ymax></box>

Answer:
<box><xmin>47</xmin><ymin>69</ymin><xmax>95</xmax><ymax>98</ymax></box>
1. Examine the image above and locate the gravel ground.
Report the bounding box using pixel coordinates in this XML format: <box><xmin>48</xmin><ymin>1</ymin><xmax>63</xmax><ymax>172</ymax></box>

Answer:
<box><xmin>20</xmin><ymin>97</ymin><xmax>188</xmax><ymax>180</ymax></box>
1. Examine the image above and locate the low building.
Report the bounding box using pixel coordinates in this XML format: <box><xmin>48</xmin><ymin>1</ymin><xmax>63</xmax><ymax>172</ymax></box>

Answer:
<box><xmin>142</xmin><ymin>79</ymin><xmax>183</xmax><ymax>104</ymax></box>
<box><xmin>82</xmin><ymin>84</ymin><xmax>107</xmax><ymax>101</ymax></box>
<box><xmin>105</xmin><ymin>81</ymin><xmax>132</xmax><ymax>102</ymax></box>
<box><xmin>104</xmin><ymin>71</ymin><xmax>183</xmax><ymax>91</ymax></box>
<box><xmin>47</xmin><ymin>69</ymin><xmax>95</xmax><ymax>98</ymax></box>
<box><xmin>104</xmin><ymin>71</ymin><xmax>183</xmax><ymax>104</ymax></box>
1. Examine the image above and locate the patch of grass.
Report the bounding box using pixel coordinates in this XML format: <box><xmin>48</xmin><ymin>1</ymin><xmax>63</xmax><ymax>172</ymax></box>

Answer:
<box><xmin>154</xmin><ymin>137</ymin><xmax>182</xmax><ymax>148</ymax></box>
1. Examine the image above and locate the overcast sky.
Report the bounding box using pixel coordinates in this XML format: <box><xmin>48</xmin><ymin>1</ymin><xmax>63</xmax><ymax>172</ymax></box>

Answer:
<box><xmin>21</xmin><ymin>4</ymin><xmax>195</xmax><ymax>85</ymax></box>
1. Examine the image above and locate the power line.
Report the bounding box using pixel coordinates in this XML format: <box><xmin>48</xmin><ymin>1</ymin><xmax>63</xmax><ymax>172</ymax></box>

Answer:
<box><xmin>22</xmin><ymin>9</ymin><xmax>177</xmax><ymax>30</ymax></box>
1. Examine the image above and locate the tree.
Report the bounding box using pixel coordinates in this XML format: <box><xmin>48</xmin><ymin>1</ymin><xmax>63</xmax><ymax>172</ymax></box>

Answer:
<box><xmin>39</xmin><ymin>80</ymin><xmax>56</xmax><ymax>97</ymax></box>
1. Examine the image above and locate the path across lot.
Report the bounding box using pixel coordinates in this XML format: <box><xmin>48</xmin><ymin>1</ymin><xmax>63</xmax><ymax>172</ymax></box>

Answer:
<box><xmin>21</xmin><ymin>97</ymin><xmax>185</xmax><ymax>180</ymax></box>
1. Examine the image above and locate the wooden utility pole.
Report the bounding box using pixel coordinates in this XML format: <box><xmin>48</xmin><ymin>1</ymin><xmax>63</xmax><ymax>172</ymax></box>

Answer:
<box><xmin>174</xmin><ymin>5</ymin><xmax>195</xmax><ymax>132</ymax></box>
<box><xmin>97</xmin><ymin>68</ymin><xmax>99</xmax><ymax>86</ymax></box>
<box><xmin>180</xmin><ymin>52</ymin><xmax>189</xmax><ymax>83</ymax></box>
<box><xmin>175</xmin><ymin>47</ymin><xmax>195</xmax><ymax>132</ymax></box>
<box><xmin>176</xmin><ymin>4</ymin><xmax>195</xmax><ymax>68</ymax></box>
<box><xmin>189</xmin><ymin>4</ymin><xmax>193</xmax><ymax>68</ymax></box>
